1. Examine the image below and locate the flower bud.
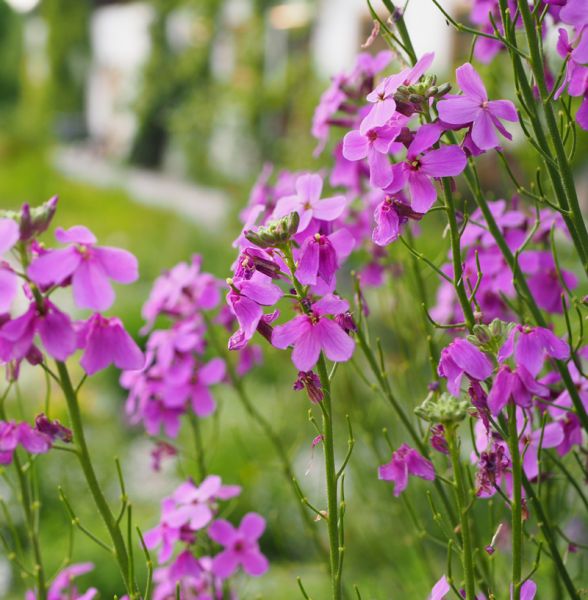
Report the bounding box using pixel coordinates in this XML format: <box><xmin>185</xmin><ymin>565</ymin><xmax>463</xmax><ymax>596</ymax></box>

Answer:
<box><xmin>1</xmin><ymin>196</ymin><xmax>59</xmax><ymax>242</ymax></box>
<box><xmin>467</xmin><ymin>319</ymin><xmax>514</xmax><ymax>354</ymax></box>
<box><xmin>415</xmin><ymin>391</ymin><xmax>470</xmax><ymax>424</ymax></box>
<box><xmin>244</xmin><ymin>212</ymin><xmax>300</xmax><ymax>249</ymax></box>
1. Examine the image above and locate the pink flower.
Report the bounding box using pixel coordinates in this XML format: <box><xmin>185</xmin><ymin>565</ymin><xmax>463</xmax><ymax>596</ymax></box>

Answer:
<box><xmin>511</xmin><ymin>579</ymin><xmax>537</xmax><ymax>600</ymax></box>
<box><xmin>0</xmin><ymin>218</ymin><xmax>19</xmax><ymax>313</ymax></box>
<box><xmin>342</xmin><ymin>117</ymin><xmax>405</xmax><ymax>188</ymax></box>
<box><xmin>560</xmin><ymin>0</ymin><xmax>588</xmax><ymax>26</ymax></box>
<box><xmin>272</xmin><ymin>173</ymin><xmax>347</xmax><ymax>233</ymax></box>
<box><xmin>0</xmin><ymin>300</ymin><xmax>76</xmax><ymax>362</ymax></box>
<box><xmin>79</xmin><ymin>313</ymin><xmax>145</xmax><ymax>376</ymax></box>
<box><xmin>438</xmin><ymin>63</ymin><xmax>517</xmax><ymax>150</ymax></box>
<box><xmin>428</xmin><ymin>575</ymin><xmax>450</xmax><ymax>599</ymax></box>
<box><xmin>438</xmin><ymin>339</ymin><xmax>493</xmax><ymax>396</ymax></box>
<box><xmin>0</xmin><ymin>421</ymin><xmax>52</xmax><ymax>464</ymax></box>
<box><xmin>209</xmin><ymin>513</ymin><xmax>269</xmax><ymax>578</ymax></box>
<box><xmin>385</xmin><ymin>123</ymin><xmax>467</xmax><ymax>213</ymax></box>
<box><xmin>498</xmin><ymin>325</ymin><xmax>570</xmax><ymax>377</ymax></box>
<box><xmin>27</xmin><ymin>563</ymin><xmax>97</xmax><ymax>600</ymax></box>
<box><xmin>378</xmin><ymin>443</ymin><xmax>435</xmax><ymax>496</ymax></box>
<box><xmin>28</xmin><ymin>225</ymin><xmax>138</xmax><ymax>311</ymax></box>
<box><xmin>487</xmin><ymin>364</ymin><xmax>548</xmax><ymax>415</ymax></box>
<box><xmin>296</xmin><ymin>229</ymin><xmax>355</xmax><ymax>287</ymax></box>
<box><xmin>272</xmin><ymin>295</ymin><xmax>354</xmax><ymax>371</ymax></box>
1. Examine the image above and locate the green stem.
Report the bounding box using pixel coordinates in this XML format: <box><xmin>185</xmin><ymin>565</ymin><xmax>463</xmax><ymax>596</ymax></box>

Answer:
<box><xmin>188</xmin><ymin>413</ymin><xmax>207</xmax><ymax>482</ymax></box>
<box><xmin>514</xmin><ymin>0</ymin><xmax>588</xmax><ymax>273</ymax></box>
<box><xmin>0</xmin><ymin>395</ymin><xmax>46</xmax><ymax>600</ymax></box>
<box><xmin>447</xmin><ymin>425</ymin><xmax>476</xmax><ymax>600</ymax></box>
<box><xmin>202</xmin><ymin>312</ymin><xmax>327</xmax><ymax>558</ymax></box>
<box><xmin>508</xmin><ymin>403</ymin><xmax>523</xmax><ymax>600</ymax></box>
<box><xmin>460</xmin><ymin>160</ymin><xmax>588</xmax><ymax>433</ymax></box>
<box><xmin>316</xmin><ymin>354</ymin><xmax>342</xmax><ymax>600</ymax></box>
<box><xmin>442</xmin><ymin>179</ymin><xmax>475</xmax><ymax>331</ymax></box>
<box><xmin>55</xmin><ymin>361</ymin><xmax>134</xmax><ymax>596</ymax></box>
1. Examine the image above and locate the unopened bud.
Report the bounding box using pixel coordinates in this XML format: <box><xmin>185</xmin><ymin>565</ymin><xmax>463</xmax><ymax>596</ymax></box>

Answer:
<box><xmin>415</xmin><ymin>391</ymin><xmax>469</xmax><ymax>424</ymax></box>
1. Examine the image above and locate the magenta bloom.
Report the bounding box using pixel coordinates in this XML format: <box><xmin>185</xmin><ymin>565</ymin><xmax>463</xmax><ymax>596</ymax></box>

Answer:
<box><xmin>296</xmin><ymin>229</ymin><xmax>355</xmax><ymax>287</ymax></box>
<box><xmin>438</xmin><ymin>63</ymin><xmax>517</xmax><ymax>150</ymax></box>
<box><xmin>560</xmin><ymin>0</ymin><xmax>588</xmax><ymax>25</ymax></box>
<box><xmin>0</xmin><ymin>300</ymin><xmax>76</xmax><ymax>362</ymax></box>
<box><xmin>498</xmin><ymin>325</ymin><xmax>569</xmax><ymax>377</ymax></box>
<box><xmin>227</xmin><ymin>273</ymin><xmax>283</xmax><ymax>345</ymax></box>
<box><xmin>378</xmin><ymin>443</ymin><xmax>435</xmax><ymax>496</ymax></box>
<box><xmin>209</xmin><ymin>512</ymin><xmax>269</xmax><ymax>578</ymax></box>
<box><xmin>372</xmin><ymin>196</ymin><xmax>423</xmax><ymax>246</ymax></box>
<box><xmin>429</xmin><ymin>575</ymin><xmax>450</xmax><ymax>600</ymax></box>
<box><xmin>520</xmin><ymin>422</ymin><xmax>564</xmax><ymax>480</ymax></box>
<box><xmin>28</xmin><ymin>225</ymin><xmax>138</xmax><ymax>311</ymax></box>
<box><xmin>385</xmin><ymin>124</ymin><xmax>467</xmax><ymax>213</ymax></box>
<box><xmin>0</xmin><ymin>218</ymin><xmax>20</xmax><ymax>313</ymax></box>
<box><xmin>272</xmin><ymin>173</ymin><xmax>347</xmax><ymax>232</ymax></box>
<box><xmin>511</xmin><ymin>579</ymin><xmax>537</xmax><ymax>600</ymax></box>
<box><xmin>438</xmin><ymin>339</ymin><xmax>493</xmax><ymax>396</ymax></box>
<box><xmin>26</xmin><ymin>562</ymin><xmax>98</xmax><ymax>600</ymax></box>
<box><xmin>0</xmin><ymin>420</ymin><xmax>52</xmax><ymax>464</ymax></box>
<box><xmin>487</xmin><ymin>364</ymin><xmax>548</xmax><ymax>415</ymax></box>
<box><xmin>272</xmin><ymin>295</ymin><xmax>354</xmax><ymax>371</ymax></box>
<box><xmin>163</xmin><ymin>357</ymin><xmax>226</xmax><ymax>418</ymax></box>
<box><xmin>79</xmin><ymin>313</ymin><xmax>144</xmax><ymax>375</ymax></box>
<box><xmin>342</xmin><ymin>119</ymin><xmax>404</xmax><ymax>188</ymax></box>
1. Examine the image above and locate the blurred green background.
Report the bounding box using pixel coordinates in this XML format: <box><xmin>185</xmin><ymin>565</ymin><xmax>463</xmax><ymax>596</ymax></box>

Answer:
<box><xmin>0</xmin><ymin>0</ymin><xmax>586</xmax><ymax>598</ymax></box>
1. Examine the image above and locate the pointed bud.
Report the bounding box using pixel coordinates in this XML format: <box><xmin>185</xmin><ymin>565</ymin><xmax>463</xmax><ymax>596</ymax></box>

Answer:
<box><xmin>415</xmin><ymin>391</ymin><xmax>470</xmax><ymax>424</ymax></box>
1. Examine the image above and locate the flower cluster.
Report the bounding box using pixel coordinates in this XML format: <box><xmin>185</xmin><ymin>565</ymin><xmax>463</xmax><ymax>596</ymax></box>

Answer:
<box><xmin>144</xmin><ymin>475</ymin><xmax>268</xmax><ymax>599</ymax></box>
<box><xmin>0</xmin><ymin>201</ymin><xmax>144</xmax><ymax>379</ymax></box>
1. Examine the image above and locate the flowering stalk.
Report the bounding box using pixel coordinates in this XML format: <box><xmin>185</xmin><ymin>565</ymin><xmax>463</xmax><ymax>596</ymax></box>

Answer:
<box><xmin>0</xmin><ymin>396</ymin><xmax>47</xmax><ymax>600</ymax></box>
<box><xmin>281</xmin><ymin>242</ymin><xmax>342</xmax><ymax>600</ymax></box>
<box><xmin>55</xmin><ymin>360</ymin><xmax>135</xmax><ymax>597</ymax></box>
<box><xmin>446</xmin><ymin>424</ymin><xmax>475</xmax><ymax>600</ymax></box>
<box><xmin>507</xmin><ymin>403</ymin><xmax>523</xmax><ymax>600</ymax></box>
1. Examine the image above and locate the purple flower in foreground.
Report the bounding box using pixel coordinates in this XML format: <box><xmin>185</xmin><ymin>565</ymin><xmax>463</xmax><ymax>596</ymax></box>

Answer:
<box><xmin>511</xmin><ymin>579</ymin><xmax>537</xmax><ymax>600</ymax></box>
<box><xmin>0</xmin><ymin>420</ymin><xmax>52</xmax><ymax>464</ymax></box>
<box><xmin>0</xmin><ymin>300</ymin><xmax>76</xmax><ymax>362</ymax></box>
<box><xmin>378</xmin><ymin>443</ymin><xmax>435</xmax><ymax>496</ymax></box>
<box><xmin>438</xmin><ymin>339</ymin><xmax>493</xmax><ymax>396</ymax></box>
<box><xmin>498</xmin><ymin>325</ymin><xmax>570</xmax><ymax>377</ymax></box>
<box><xmin>79</xmin><ymin>313</ymin><xmax>145</xmax><ymax>375</ymax></box>
<box><xmin>560</xmin><ymin>0</ymin><xmax>588</xmax><ymax>25</ymax></box>
<box><xmin>26</xmin><ymin>563</ymin><xmax>97</xmax><ymax>600</ymax></box>
<box><xmin>28</xmin><ymin>225</ymin><xmax>138</xmax><ymax>311</ymax></box>
<box><xmin>342</xmin><ymin>118</ymin><xmax>405</xmax><ymax>188</ymax></box>
<box><xmin>0</xmin><ymin>218</ymin><xmax>19</xmax><ymax>313</ymax></box>
<box><xmin>438</xmin><ymin>63</ymin><xmax>517</xmax><ymax>150</ymax></box>
<box><xmin>272</xmin><ymin>173</ymin><xmax>347</xmax><ymax>233</ymax></box>
<box><xmin>428</xmin><ymin>575</ymin><xmax>450</xmax><ymax>600</ymax></box>
<box><xmin>296</xmin><ymin>229</ymin><xmax>355</xmax><ymax>287</ymax></box>
<box><xmin>487</xmin><ymin>364</ymin><xmax>548</xmax><ymax>415</ymax></box>
<box><xmin>385</xmin><ymin>123</ymin><xmax>467</xmax><ymax>213</ymax></box>
<box><xmin>272</xmin><ymin>295</ymin><xmax>354</xmax><ymax>371</ymax></box>
<box><xmin>209</xmin><ymin>513</ymin><xmax>269</xmax><ymax>579</ymax></box>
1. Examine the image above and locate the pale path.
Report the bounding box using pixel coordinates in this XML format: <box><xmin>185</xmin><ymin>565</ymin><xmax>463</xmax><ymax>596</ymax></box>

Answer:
<box><xmin>53</xmin><ymin>145</ymin><xmax>229</xmax><ymax>227</ymax></box>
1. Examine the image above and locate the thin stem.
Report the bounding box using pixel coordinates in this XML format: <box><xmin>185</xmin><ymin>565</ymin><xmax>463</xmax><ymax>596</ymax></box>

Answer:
<box><xmin>316</xmin><ymin>354</ymin><xmax>342</xmax><ymax>600</ymax></box>
<box><xmin>447</xmin><ymin>425</ymin><xmax>476</xmax><ymax>600</ymax></box>
<box><xmin>508</xmin><ymin>403</ymin><xmax>523</xmax><ymax>600</ymax></box>
<box><xmin>55</xmin><ymin>361</ymin><xmax>134</xmax><ymax>596</ymax></box>
<box><xmin>188</xmin><ymin>413</ymin><xmax>207</xmax><ymax>482</ymax></box>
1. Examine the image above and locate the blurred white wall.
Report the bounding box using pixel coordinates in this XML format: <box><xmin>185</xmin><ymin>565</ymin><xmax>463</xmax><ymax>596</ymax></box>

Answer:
<box><xmin>86</xmin><ymin>2</ymin><xmax>153</xmax><ymax>156</ymax></box>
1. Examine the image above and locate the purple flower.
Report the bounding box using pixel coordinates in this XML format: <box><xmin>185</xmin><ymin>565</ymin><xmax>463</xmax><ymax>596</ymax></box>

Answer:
<box><xmin>385</xmin><ymin>123</ymin><xmax>467</xmax><ymax>213</ymax></box>
<box><xmin>520</xmin><ymin>422</ymin><xmax>564</xmax><ymax>479</ymax></box>
<box><xmin>498</xmin><ymin>325</ymin><xmax>570</xmax><ymax>377</ymax></box>
<box><xmin>437</xmin><ymin>63</ymin><xmax>517</xmax><ymax>150</ymax></box>
<box><xmin>0</xmin><ymin>420</ymin><xmax>52</xmax><ymax>464</ymax></box>
<box><xmin>438</xmin><ymin>339</ymin><xmax>493</xmax><ymax>396</ymax></box>
<box><xmin>79</xmin><ymin>313</ymin><xmax>145</xmax><ymax>376</ymax></box>
<box><xmin>372</xmin><ymin>195</ymin><xmax>423</xmax><ymax>246</ymax></box>
<box><xmin>0</xmin><ymin>218</ymin><xmax>19</xmax><ymax>313</ymax></box>
<box><xmin>487</xmin><ymin>364</ymin><xmax>548</xmax><ymax>415</ymax></box>
<box><xmin>296</xmin><ymin>229</ymin><xmax>355</xmax><ymax>287</ymax></box>
<box><xmin>0</xmin><ymin>300</ymin><xmax>76</xmax><ymax>362</ymax></box>
<box><xmin>28</xmin><ymin>225</ymin><xmax>138</xmax><ymax>311</ymax></box>
<box><xmin>342</xmin><ymin>118</ymin><xmax>405</xmax><ymax>188</ymax></box>
<box><xmin>378</xmin><ymin>443</ymin><xmax>435</xmax><ymax>496</ymax></box>
<box><xmin>560</xmin><ymin>0</ymin><xmax>588</xmax><ymax>25</ymax></box>
<box><xmin>27</xmin><ymin>562</ymin><xmax>98</xmax><ymax>600</ymax></box>
<box><xmin>272</xmin><ymin>295</ymin><xmax>354</xmax><ymax>371</ymax></box>
<box><xmin>272</xmin><ymin>173</ymin><xmax>347</xmax><ymax>233</ymax></box>
<box><xmin>227</xmin><ymin>273</ymin><xmax>283</xmax><ymax>346</ymax></box>
<box><xmin>511</xmin><ymin>579</ymin><xmax>537</xmax><ymax>600</ymax></box>
<box><xmin>35</xmin><ymin>413</ymin><xmax>72</xmax><ymax>443</ymax></box>
<box><xmin>163</xmin><ymin>357</ymin><xmax>226</xmax><ymax>418</ymax></box>
<box><xmin>209</xmin><ymin>513</ymin><xmax>269</xmax><ymax>578</ymax></box>
<box><xmin>429</xmin><ymin>575</ymin><xmax>450</xmax><ymax>600</ymax></box>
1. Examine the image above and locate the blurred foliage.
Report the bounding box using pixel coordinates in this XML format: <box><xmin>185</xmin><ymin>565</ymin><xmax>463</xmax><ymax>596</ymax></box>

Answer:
<box><xmin>0</xmin><ymin>2</ymin><xmax>22</xmax><ymax>107</ymax></box>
